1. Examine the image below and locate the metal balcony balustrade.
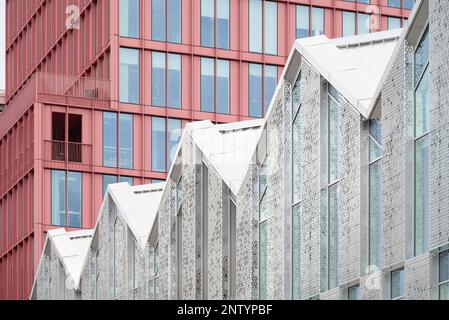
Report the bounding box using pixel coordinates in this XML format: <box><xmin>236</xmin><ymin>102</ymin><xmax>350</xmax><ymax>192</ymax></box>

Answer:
<box><xmin>44</xmin><ymin>140</ymin><xmax>92</xmax><ymax>167</ymax></box>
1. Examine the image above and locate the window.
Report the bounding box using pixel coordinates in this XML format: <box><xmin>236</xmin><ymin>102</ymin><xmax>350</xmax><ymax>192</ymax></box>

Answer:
<box><xmin>51</xmin><ymin>113</ymin><xmax>83</xmax><ymax>163</ymax></box>
<box><xmin>259</xmin><ymin>159</ymin><xmax>268</xmax><ymax>299</ymax></box>
<box><xmin>152</xmin><ymin>117</ymin><xmax>166</xmax><ymax>172</ymax></box>
<box><xmin>327</xmin><ymin>85</ymin><xmax>341</xmax><ymax>291</ymax></box>
<box><xmin>120</xmin><ymin>48</ymin><xmax>140</xmax><ymax>104</ymax></box>
<box><xmin>152</xmin><ymin>52</ymin><xmax>166</xmax><ymax>107</ymax></box>
<box><xmin>296</xmin><ymin>5</ymin><xmax>309</xmax><ymax>39</ymax></box>
<box><xmin>369</xmin><ymin>120</ymin><xmax>382</xmax><ymax>269</ymax></box>
<box><xmin>265</xmin><ymin>65</ymin><xmax>277</xmax><ymax>113</ymax></box>
<box><xmin>168</xmin><ymin>118</ymin><xmax>182</xmax><ymax>168</ymax></box>
<box><xmin>391</xmin><ymin>268</ymin><xmax>405</xmax><ymax>300</ymax></box>
<box><xmin>120</xmin><ymin>0</ymin><xmax>139</xmax><ymax>38</ymax></box>
<box><xmin>120</xmin><ymin>114</ymin><xmax>134</xmax><ymax>169</ymax></box>
<box><xmin>440</xmin><ymin>250</ymin><xmax>449</xmax><ymax>300</ymax></box>
<box><xmin>292</xmin><ymin>74</ymin><xmax>302</xmax><ymax>300</ymax></box>
<box><xmin>103</xmin><ymin>175</ymin><xmax>118</xmax><ymax>197</ymax></box>
<box><xmin>152</xmin><ymin>0</ymin><xmax>181</xmax><ymax>43</ymax></box>
<box><xmin>51</xmin><ymin>170</ymin><xmax>82</xmax><ymax>228</ymax></box>
<box><xmin>201</xmin><ymin>58</ymin><xmax>215</xmax><ymax>113</ymax></box>
<box><xmin>200</xmin><ymin>58</ymin><xmax>230</xmax><ymax>114</ymax></box>
<box><xmin>414</xmin><ymin>27</ymin><xmax>429</xmax><ymax>257</ymax></box>
<box><xmin>249</xmin><ymin>64</ymin><xmax>278</xmax><ymax>118</ymax></box>
<box><xmin>152</xmin><ymin>117</ymin><xmax>183</xmax><ymax>172</ymax></box>
<box><xmin>201</xmin><ymin>0</ymin><xmax>214</xmax><ymax>48</ymax></box>
<box><xmin>404</xmin><ymin>0</ymin><xmax>414</xmax><ymax>10</ymax></box>
<box><xmin>249</xmin><ymin>0</ymin><xmax>277</xmax><ymax>54</ymax></box>
<box><xmin>358</xmin><ymin>13</ymin><xmax>370</xmax><ymax>35</ymax></box>
<box><xmin>348</xmin><ymin>284</ymin><xmax>360</xmax><ymax>300</ymax></box>
<box><xmin>152</xmin><ymin>52</ymin><xmax>181</xmax><ymax>109</ymax></box>
<box><xmin>388</xmin><ymin>17</ymin><xmax>402</xmax><ymax>30</ymax></box>
<box><xmin>311</xmin><ymin>7</ymin><xmax>324</xmax><ymax>36</ymax></box>
<box><xmin>201</xmin><ymin>0</ymin><xmax>230</xmax><ymax>49</ymax></box>
<box><xmin>388</xmin><ymin>0</ymin><xmax>414</xmax><ymax>9</ymax></box>
<box><xmin>102</xmin><ymin>112</ymin><xmax>134</xmax><ymax>169</ymax></box>
<box><xmin>342</xmin><ymin>11</ymin><xmax>355</xmax><ymax>37</ymax></box>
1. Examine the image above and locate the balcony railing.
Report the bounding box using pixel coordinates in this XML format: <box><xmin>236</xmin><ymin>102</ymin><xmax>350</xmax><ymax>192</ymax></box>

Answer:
<box><xmin>44</xmin><ymin>140</ymin><xmax>92</xmax><ymax>167</ymax></box>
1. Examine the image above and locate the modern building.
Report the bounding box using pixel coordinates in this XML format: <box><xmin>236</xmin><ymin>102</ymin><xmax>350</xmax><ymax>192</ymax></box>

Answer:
<box><xmin>32</xmin><ymin>0</ymin><xmax>449</xmax><ymax>300</ymax></box>
<box><xmin>1</xmin><ymin>0</ymin><xmax>412</xmax><ymax>300</ymax></box>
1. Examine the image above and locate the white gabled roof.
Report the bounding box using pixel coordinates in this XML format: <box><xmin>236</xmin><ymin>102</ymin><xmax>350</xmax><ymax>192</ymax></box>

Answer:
<box><xmin>290</xmin><ymin>29</ymin><xmax>402</xmax><ymax>119</ymax></box>
<box><xmin>31</xmin><ymin>228</ymin><xmax>94</xmax><ymax>296</ymax></box>
<box><xmin>185</xmin><ymin>119</ymin><xmax>264</xmax><ymax>195</ymax></box>
<box><xmin>106</xmin><ymin>182</ymin><xmax>165</xmax><ymax>250</ymax></box>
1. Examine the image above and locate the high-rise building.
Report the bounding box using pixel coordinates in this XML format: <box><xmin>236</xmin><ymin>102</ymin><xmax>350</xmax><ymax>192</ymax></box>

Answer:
<box><xmin>0</xmin><ymin>0</ymin><xmax>412</xmax><ymax>300</ymax></box>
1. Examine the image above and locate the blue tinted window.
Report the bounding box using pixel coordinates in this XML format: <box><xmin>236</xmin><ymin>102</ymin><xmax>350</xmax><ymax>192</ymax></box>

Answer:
<box><xmin>152</xmin><ymin>117</ymin><xmax>166</xmax><ymax>172</ymax></box>
<box><xmin>168</xmin><ymin>54</ymin><xmax>181</xmax><ymax>108</ymax></box>
<box><xmin>249</xmin><ymin>63</ymin><xmax>263</xmax><ymax>118</ymax></box>
<box><xmin>51</xmin><ymin>170</ymin><xmax>82</xmax><ymax>228</ymax></box>
<box><xmin>217</xmin><ymin>0</ymin><xmax>230</xmax><ymax>49</ymax></box>
<box><xmin>119</xmin><ymin>114</ymin><xmax>133</xmax><ymax>169</ymax></box>
<box><xmin>51</xmin><ymin>170</ymin><xmax>66</xmax><ymax>227</ymax></box>
<box><xmin>103</xmin><ymin>175</ymin><xmax>118</xmax><ymax>197</ymax></box>
<box><xmin>168</xmin><ymin>119</ymin><xmax>182</xmax><ymax>168</ymax></box>
<box><xmin>217</xmin><ymin>60</ymin><xmax>230</xmax><ymax>114</ymax></box>
<box><xmin>120</xmin><ymin>0</ymin><xmax>139</xmax><ymax>38</ymax></box>
<box><xmin>168</xmin><ymin>0</ymin><xmax>181</xmax><ymax>43</ymax></box>
<box><xmin>265</xmin><ymin>1</ymin><xmax>277</xmax><ymax>55</ymax></box>
<box><xmin>201</xmin><ymin>58</ymin><xmax>215</xmax><ymax>112</ymax></box>
<box><xmin>249</xmin><ymin>0</ymin><xmax>262</xmax><ymax>52</ymax></box>
<box><xmin>103</xmin><ymin>112</ymin><xmax>117</xmax><ymax>167</ymax></box>
<box><xmin>296</xmin><ymin>5</ymin><xmax>309</xmax><ymax>39</ymax></box>
<box><xmin>265</xmin><ymin>65</ymin><xmax>277</xmax><ymax>112</ymax></box>
<box><xmin>120</xmin><ymin>48</ymin><xmax>140</xmax><ymax>104</ymax></box>
<box><xmin>152</xmin><ymin>0</ymin><xmax>166</xmax><ymax>41</ymax></box>
<box><xmin>67</xmin><ymin>172</ymin><xmax>82</xmax><ymax>228</ymax></box>
<box><xmin>152</xmin><ymin>52</ymin><xmax>166</xmax><ymax>107</ymax></box>
<box><xmin>201</xmin><ymin>0</ymin><xmax>215</xmax><ymax>47</ymax></box>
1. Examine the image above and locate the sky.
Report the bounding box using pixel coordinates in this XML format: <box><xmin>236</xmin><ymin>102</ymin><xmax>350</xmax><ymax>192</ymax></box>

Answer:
<box><xmin>0</xmin><ymin>0</ymin><xmax>5</xmax><ymax>91</ymax></box>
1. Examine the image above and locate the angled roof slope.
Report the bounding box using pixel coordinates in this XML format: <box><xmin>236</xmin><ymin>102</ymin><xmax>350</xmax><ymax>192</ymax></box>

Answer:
<box><xmin>182</xmin><ymin>119</ymin><xmax>264</xmax><ymax>195</ymax></box>
<box><xmin>31</xmin><ymin>228</ymin><xmax>94</xmax><ymax>296</ymax></box>
<box><xmin>294</xmin><ymin>29</ymin><xmax>402</xmax><ymax>119</ymax></box>
<box><xmin>105</xmin><ymin>182</ymin><xmax>165</xmax><ymax>250</ymax></box>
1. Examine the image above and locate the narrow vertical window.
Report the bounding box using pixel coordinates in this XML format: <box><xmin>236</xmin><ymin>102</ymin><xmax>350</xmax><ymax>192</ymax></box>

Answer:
<box><xmin>369</xmin><ymin>120</ymin><xmax>382</xmax><ymax>269</ymax></box>
<box><xmin>119</xmin><ymin>114</ymin><xmax>133</xmax><ymax>169</ymax></box>
<box><xmin>51</xmin><ymin>170</ymin><xmax>66</xmax><ymax>227</ymax></box>
<box><xmin>327</xmin><ymin>85</ymin><xmax>341</xmax><ymax>291</ymax></box>
<box><xmin>358</xmin><ymin>13</ymin><xmax>370</xmax><ymax>35</ymax></box>
<box><xmin>51</xmin><ymin>170</ymin><xmax>82</xmax><ymax>228</ymax></box>
<box><xmin>152</xmin><ymin>52</ymin><xmax>166</xmax><ymax>107</ymax></box>
<box><xmin>264</xmin><ymin>1</ymin><xmax>277</xmax><ymax>55</ymax></box>
<box><xmin>201</xmin><ymin>58</ymin><xmax>215</xmax><ymax>112</ymax></box>
<box><xmin>67</xmin><ymin>171</ymin><xmax>82</xmax><ymax>228</ymax></box>
<box><xmin>311</xmin><ymin>7</ymin><xmax>324</xmax><ymax>36</ymax></box>
<box><xmin>168</xmin><ymin>0</ymin><xmax>181</xmax><ymax>43</ymax></box>
<box><xmin>217</xmin><ymin>0</ymin><xmax>230</xmax><ymax>49</ymax></box>
<box><xmin>120</xmin><ymin>48</ymin><xmax>140</xmax><ymax>104</ymax></box>
<box><xmin>152</xmin><ymin>117</ymin><xmax>166</xmax><ymax>172</ymax></box>
<box><xmin>103</xmin><ymin>112</ymin><xmax>117</xmax><ymax>168</ymax></box>
<box><xmin>120</xmin><ymin>0</ymin><xmax>139</xmax><ymax>38</ymax></box>
<box><xmin>259</xmin><ymin>159</ymin><xmax>268</xmax><ymax>299</ymax></box>
<box><xmin>414</xmin><ymin>27</ymin><xmax>429</xmax><ymax>257</ymax></box>
<box><xmin>342</xmin><ymin>11</ymin><xmax>356</xmax><ymax>37</ymax></box>
<box><xmin>391</xmin><ymin>268</ymin><xmax>404</xmax><ymax>300</ymax></box>
<box><xmin>292</xmin><ymin>74</ymin><xmax>301</xmax><ymax>299</ymax></box>
<box><xmin>103</xmin><ymin>175</ymin><xmax>118</xmax><ymax>197</ymax></box>
<box><xmin>249</xmin><ymin>63</ymin><xmax>263</xmax><ymax>118</ymax></box>
<box><xmin>296</xmin><ymin>5</ymin><xmax>309</xmax><ymax>39</ymax></box>
<box><xmin>168</xmin><ymin>54</ymin><xmax>181</xmax><ymax>109</ymax></box>
<box><xmin>249</xmin><ymin>0</ymin><xmax>263</xmax><ymax>53</ymax></box>
<box><xmin>348</xmin><ymin>284</ymin><xmax>360</xmax><ymax>300</ymax></box>
<box><xmin>440</xmin><ymin>250</ymin><xmax>449</xmax><ymax>300</ymax></box>
<box><xmin>264</xmin><ymin>65</ymin><xmax>277</xmax><ymax>112</ymax></box>
<box><xmin>217</xmin><ymin>59</ymin><xmax>230</xmax><ymax>114</ymax></box>
<box><xmin>152</xmin><ymin>0</ymin><xmax>166</xmax><ymax>41</ymax></box>
<box><xmin>201</xmin><ymin>0</ymin><xmax>215</xmax><ymax>48</ymax></box>
<box><xmin>167</xmin><ymin>118</ymin><xmax>182</xmax><ymax>169</ymax></box>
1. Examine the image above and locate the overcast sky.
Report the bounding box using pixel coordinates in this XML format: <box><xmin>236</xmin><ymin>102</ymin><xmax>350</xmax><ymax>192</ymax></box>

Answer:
<box><xmin>0</xmin><ymin>0</ymin><xmax>5</xmax><ymax>91</ymax></box>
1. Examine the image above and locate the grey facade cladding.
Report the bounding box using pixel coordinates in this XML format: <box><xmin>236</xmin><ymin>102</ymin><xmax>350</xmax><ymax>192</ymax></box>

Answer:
<box><xmin>33</xmin><ymin>0</ymin><xmax>449</xmax><ymax>301</ymax></box>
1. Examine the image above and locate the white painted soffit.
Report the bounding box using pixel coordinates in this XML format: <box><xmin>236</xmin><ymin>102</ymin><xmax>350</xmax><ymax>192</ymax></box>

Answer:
<box><xmin>107</xmin><ymin>182</ymin><xmax>165</xmax><ymax>250</ymax></box>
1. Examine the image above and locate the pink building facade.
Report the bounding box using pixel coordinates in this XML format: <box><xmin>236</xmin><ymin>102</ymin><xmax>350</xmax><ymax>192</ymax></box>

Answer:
<box><xmin>0</xmin><ymin>0</ymin><xmax>412</xmax><ymax>300</ymax></box>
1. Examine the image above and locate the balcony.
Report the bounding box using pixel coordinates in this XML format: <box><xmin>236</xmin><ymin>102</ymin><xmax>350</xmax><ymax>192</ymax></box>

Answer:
<box><xmin>44</xmin><ymin>140</ymin><xmax>92</xmax><ymax>171</ymax></box>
